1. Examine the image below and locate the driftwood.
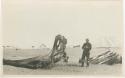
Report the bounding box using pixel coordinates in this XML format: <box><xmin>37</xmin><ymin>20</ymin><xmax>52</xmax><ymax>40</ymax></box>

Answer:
<box><xmin>89</xmin><ymin>51</ymin><xmax>122</xmax><ymax>65</ymax></box>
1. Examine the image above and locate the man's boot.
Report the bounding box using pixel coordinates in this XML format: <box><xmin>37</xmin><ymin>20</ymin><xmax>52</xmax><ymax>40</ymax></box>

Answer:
<box><xmin>87</xmin><ymin>62</ymin><xmax>89</xmax><ymax>67</ymax></box>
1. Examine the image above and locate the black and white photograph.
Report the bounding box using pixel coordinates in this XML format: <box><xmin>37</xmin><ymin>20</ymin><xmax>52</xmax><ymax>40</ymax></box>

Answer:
<box><xmin>2</xmin><ymin>0</ymin><xmax>124</xmax><ymax>76</ymax></box>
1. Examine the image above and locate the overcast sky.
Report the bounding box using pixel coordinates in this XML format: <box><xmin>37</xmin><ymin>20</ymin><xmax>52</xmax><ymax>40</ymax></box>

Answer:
<box><xmin>2</xmin><ymin>0</ymin><xmax>123</xmax><ymax>48</ymax></box>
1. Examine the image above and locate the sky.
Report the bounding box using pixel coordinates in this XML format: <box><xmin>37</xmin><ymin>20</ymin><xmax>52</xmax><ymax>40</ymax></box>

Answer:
<box><xmin>2</xmin><ymin>0</ymin><xmax>123</xmax><ymax>49</ymax></box>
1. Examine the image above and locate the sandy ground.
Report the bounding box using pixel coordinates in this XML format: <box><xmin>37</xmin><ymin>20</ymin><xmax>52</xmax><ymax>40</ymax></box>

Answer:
<box><xmin>3</xmin><ymin>47</ymin><xmax>122</xmax><ymax>76</ymax></box>
<box><xmin>3</xmin><ymin>64</ymin><xmax>122</xmax><ymax>76</ymax></box>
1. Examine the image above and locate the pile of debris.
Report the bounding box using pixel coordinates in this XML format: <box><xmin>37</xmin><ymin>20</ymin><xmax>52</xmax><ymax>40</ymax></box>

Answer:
<box><xmin>3</xmin><ymin>35</ymin><xmax>69</xmax><ymax>69</ymax></box>
<box><xmin>89</xmin><ymin>51</ymin><xmax>122</xmax><ymax>65</ymax></box>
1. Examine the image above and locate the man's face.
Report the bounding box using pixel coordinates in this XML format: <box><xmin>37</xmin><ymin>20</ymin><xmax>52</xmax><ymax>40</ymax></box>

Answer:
<box><xmin>86</xmin><ymin>39</ymin><xmax>89</xmax><ymax>43</ymax></box>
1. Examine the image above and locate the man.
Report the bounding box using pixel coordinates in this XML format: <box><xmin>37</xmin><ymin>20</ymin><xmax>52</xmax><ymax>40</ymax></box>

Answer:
<box><xmin>81</xmin><ymin>38</ymin><xmax>92</xmax><ymax>67</ymax></box>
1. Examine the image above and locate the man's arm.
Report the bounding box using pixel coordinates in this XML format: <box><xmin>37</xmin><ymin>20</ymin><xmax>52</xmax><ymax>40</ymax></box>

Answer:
<box><xmin>89</xmin><ymin>43</ymin><xmax>92</xmax><ymax>50</ymax></box>
<box><xmin>82</xmin><ymin>43</ymin><xmax>85</xmax><ymax>50</ymax></box>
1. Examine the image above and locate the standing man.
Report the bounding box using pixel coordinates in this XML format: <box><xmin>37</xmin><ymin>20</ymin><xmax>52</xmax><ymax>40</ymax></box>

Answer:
<box><xmin>81</xmin><ymin>38</ymin><xmax>92</xmax><ymax>67</ymax></box>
